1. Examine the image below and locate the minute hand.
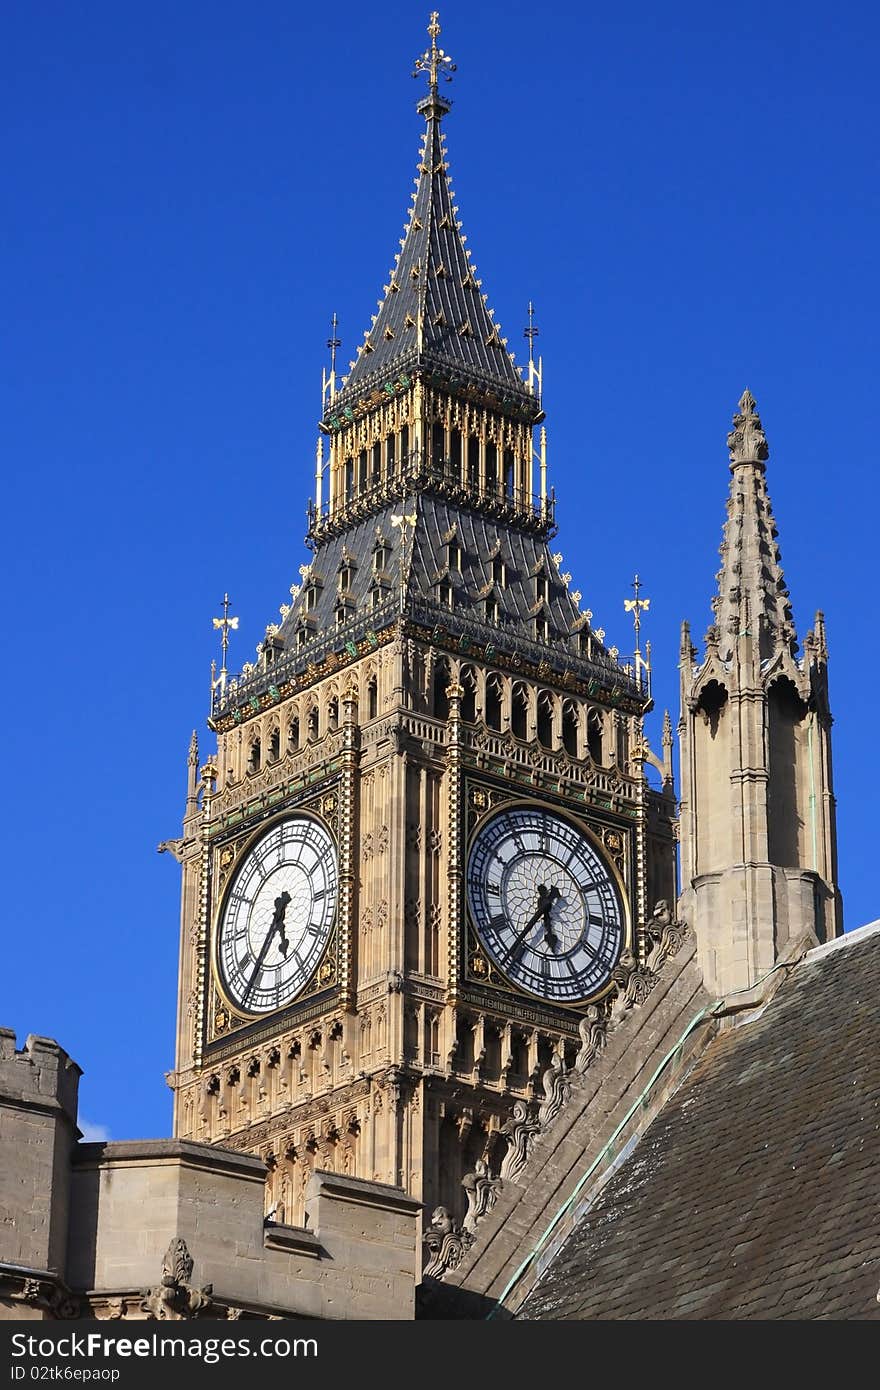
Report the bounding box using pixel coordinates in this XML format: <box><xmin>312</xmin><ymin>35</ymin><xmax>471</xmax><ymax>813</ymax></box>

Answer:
<box><xmin>507</xmin><ymin>890</ymin><xmax>559</xmax><ymax>960</ymax></box>
<box><xmin>242</xmin><ymin>893</ymin><xmax>292</xmax><ymax>1006</ymax></box>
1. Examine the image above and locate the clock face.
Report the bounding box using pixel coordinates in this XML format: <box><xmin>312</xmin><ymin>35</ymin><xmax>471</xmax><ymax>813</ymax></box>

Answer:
<box><xmin>217</xmin><ymin>816</ymin><xmax>338</xmax><ymax>1015</ymax></box>
<box><xmin>466</xmin><ymin>805</ymin><xmax>625</xmax><ymax>1003</ymax></box>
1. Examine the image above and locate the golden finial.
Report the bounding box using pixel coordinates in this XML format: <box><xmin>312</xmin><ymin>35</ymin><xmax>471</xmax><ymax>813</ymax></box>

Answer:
<box><xmin>524</xmin><ymin>302</ymin><xmax>543</xmax><ymax>403</ymax></box>
<box><xmin>212</xmin><ymin>592</ymin><xmax>239</xmax><ymax>698</ymax></box>
<box><xmin>624</xmin><ymin>574</ymin><xmax>651</xmax><ymax>693</ymax></box>
<box><xmin>413</xmin><ymin>12</ymin><xmax>456</xmax><ymax>112</ymax></box>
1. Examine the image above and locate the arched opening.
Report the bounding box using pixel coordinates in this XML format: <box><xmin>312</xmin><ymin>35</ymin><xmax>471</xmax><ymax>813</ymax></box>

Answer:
<box><xmin>450</xmin><ymin>428</ymin><xmax>462</xmax><ymax>478</ymax></box>
<box><xmin>486</xmin><ymin>675</ymin><xmax>503</xmax><ymax>730</ymax></box>
<box><xmin>767</xmin><ymin>676</ymin><xmax>806</xmax><ymax>865</ymax></box>
<box><xmin>503</xmin><ymin>448</ymin><xmax>515</xmax><ymax>496</ymax></box>
<box><xmin>485</xmin><ymin>442</ymin><xmax>498</xmax><ymax>494</ymax></box>
<box><xmin>247</xmin><ymin>737</ymin><xmax>261</xmax><ymax>774</ymax></box>
<box><xmin>697</xmin><ymin>680</ymin><xmax>728</xmax><ymax>740</ymax></box>
<box><xmin>512</xmin><ymin>683</ymin><xmax>528</xmax><ymax>740</ymax></box>
<box><xmin>537</xmin><ymin>691</ymin><xmax>554</xmax><ymax>749</ymax></box>
<box><xmin>287</xmin><ymin>717</ymin><xmax>300</xmax><ymax>753</ymax></box>
<box><xmin>432</xmin><ymin>422</ymin><xmax>446</xmax><ymax>472</ymax></box>
<box><xmin>308</xmin><ymin>706</ymin><xmax>319</xmax><ymax>742</ymax></box>
<box><xmin>327</xmin><ymin>697</ymin><xmax>339</xmax><ymax>732</ymax></box>
<box><xmin>467</xmin><ymin>436</ymin><xmax>479</xmax><ymax>487</ymax></box>
<box><xmin>456</xmin><ymin>1015</ymin><xmax>475</xmax><ymax>1073</ymax></box>
<box><xmin>367</xmin><ymin>676</ymin><xmax>378</xmax><ymax>720</ymax></box>
<box><xmin>433</xmin><ymin>658</ymin><xmax>452</xmax><ymax>720</ymax></box>
<box><xmin>587</xmin><ymin>709</ymin><xmax>603</xmax><ymax>764</ymax></box>
<box><xmin>617</xmin><ymin>718</ymin><xmax>628</xmax><ymax>767</ymax></box>
<box><xmin>460</xmin><ymin>666</ymin><xmax>477</xmax><ymax>723</ymax></box>
<box><xmin>562</xmin><ymin>701</ymin><xmax>579</xmax><ymax>757</ymax></box>
<box><xmin>484</xmin><ymin>1024</ymin><xmax>502</xmax><ymax>1082</ymax></box>
<box><xmin>268</xmin><ymin>726</ymin><xmax>281</xmax><ymax>762</ymax></box>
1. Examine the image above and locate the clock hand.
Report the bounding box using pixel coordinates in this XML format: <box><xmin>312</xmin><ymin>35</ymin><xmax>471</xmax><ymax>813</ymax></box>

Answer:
<box><xmin>541</xmin><ymin>885</ymin><xmax>561</xmax><ymax>950</ymax></box>
<box><xmin>508</xmin><ymin>885</ymin><xmax>562</xmax><ymax>958</ymax></box>
<box><xmin>272</xmin><ymin>890</ymin><xmax>292</xmax><ymax>957</ymax></box>
<box><xmin>242</xmin><ymin>891</ymin><xmax>292</xmax><ymax>1005</ymax></box>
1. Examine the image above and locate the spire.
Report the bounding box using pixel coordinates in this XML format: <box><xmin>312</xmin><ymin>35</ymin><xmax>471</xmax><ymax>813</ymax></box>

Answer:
<box><xmin>711</xmin><ymin>390</ymin><xmax>797</xmax><ymax>663</ymax></box>
<box><xmin>330</xmin><ymin>13</ymin><xmax>533</xmax><ymax>418</ymax></box>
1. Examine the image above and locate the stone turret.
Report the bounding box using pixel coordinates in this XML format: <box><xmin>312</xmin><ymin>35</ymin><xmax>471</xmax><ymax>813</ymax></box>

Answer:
<box><xmin>0</xmin><ymin>1030</ymin><xmax>81</xmax><ymax>1280</ymax></box>
<box><xmin>678</xmin><ymin>391</ymin><xmax>842</xmax><ymax>997</ymax></box>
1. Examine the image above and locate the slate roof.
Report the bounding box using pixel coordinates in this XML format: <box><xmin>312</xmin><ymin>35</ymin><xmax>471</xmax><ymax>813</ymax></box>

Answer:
<box><xmin>331</xmin><ymin>100</ymin><xmax>533</xmax><ymax>415</ymax></box>
<box><xmin>266</xmin><ymin>492</ymin><xmax>633</xmax><ymax>692</ymax></box>
<box><xmin>210</xmin><ymin>490</ymin><xmax>639</xmax><ymax>720</ymax></box>
<box><xmin>518</xmin><ymin>923</ymin><xmax>880</xmax><ymax>1321</ymax></box>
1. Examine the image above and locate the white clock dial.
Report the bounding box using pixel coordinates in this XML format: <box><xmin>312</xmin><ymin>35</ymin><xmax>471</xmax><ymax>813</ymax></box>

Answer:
<box><xmin>467</xmin><ymin>805</ymin><xmax>625</xmax><ymax>1003</ymax></box>
<box><xmin>217</xmin><ymin>815</ymin><xmax>337</xmax><ymax>1015</ymax></box>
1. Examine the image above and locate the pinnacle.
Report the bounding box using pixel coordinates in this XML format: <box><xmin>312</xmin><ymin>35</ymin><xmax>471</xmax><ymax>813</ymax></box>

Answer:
<box><xmin>727</xmin><ymin>388</ymin><xmax>769</xmax><ymax>467</ymax></box>
<box><xmin>712</xmin><ymin>392</ymin><xmax>797</xmax><ymax>663</ymax></box>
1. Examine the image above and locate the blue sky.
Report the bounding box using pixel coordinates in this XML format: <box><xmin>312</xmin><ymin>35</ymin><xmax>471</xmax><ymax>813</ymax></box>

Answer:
<box><xmin>3</xmin><ymin>0</ymin><xmax>878</xmax><ymax>1141</ymax></box>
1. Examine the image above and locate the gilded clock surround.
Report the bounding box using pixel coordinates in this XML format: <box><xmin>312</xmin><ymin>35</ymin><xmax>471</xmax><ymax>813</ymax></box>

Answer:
<box><xmin>213</xmin><ymin>808</ymin><xmax>339</xmax><ymax>1022</ymax></box>
<box><xmin>206</xmin><ymin>782</ymin><xmax>344</xmax><ymax>1049</ymax></box>
<box><xmin>462</xmin><ymin>792</ymin><xmax>631</xmax><ymax>1009</ymax></box>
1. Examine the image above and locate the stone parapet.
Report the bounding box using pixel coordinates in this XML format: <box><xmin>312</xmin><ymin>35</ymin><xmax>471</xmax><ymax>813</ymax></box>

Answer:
<box><xmin>1</xmin><ymin>1030</ymin><xmax>421</xmax><ymax>1321</ymax></box>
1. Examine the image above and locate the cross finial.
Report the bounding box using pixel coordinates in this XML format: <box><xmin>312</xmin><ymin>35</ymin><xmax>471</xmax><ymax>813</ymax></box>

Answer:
<box><xmin>624</xmin><ymin>574</ymin><xmax>651</xmax><ymax>693</ymax></box>
<box><xmin>524</xmin><ymin>301</ymin><xmax>542</xmax><ymax>401</ymax></box>
<box><xmin>212</xmin><ymin>592</ymin><xmax>239</xmax><ymax>698</ymax></box>
<box><xmin>413</xmin><ymin>12</ymin><xmax>456</xmax><ymax>116</ymax></box>
<box><xmin>322</xmin><ymin>312</ymin><xmax>341</xmax><ymax>412</ymax></box>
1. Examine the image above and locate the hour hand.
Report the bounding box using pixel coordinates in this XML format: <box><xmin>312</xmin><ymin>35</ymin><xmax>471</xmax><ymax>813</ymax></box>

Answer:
<box><xmin>541</xmin><ymin>885</ymin><xmax>561</xmax><ymax>949</ymax></box>
<box><xmin>272</xmin><ymin>891</ymin><xmax>292</xmax><ymax>955</ymax></box>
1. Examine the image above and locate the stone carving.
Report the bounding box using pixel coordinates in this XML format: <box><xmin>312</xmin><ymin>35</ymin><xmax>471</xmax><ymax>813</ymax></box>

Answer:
<box><xmin>609</xmin><ymin>949</ymin><xmax>656</xmax><ymax>1025</ymax></box>
<box><xmin>575</xmin><ymin>1004</ymin><xmax>607</xmax><ymax>1073</ymax></box>
<box><xmin>141</xmin><ymin>1238</ymin><xmax>214</xmax><ymax>1320</ymax></box>
<box><xmin>461</xmin><ymin>1159</ymin><xmax>502</xmax><ymax>1235</ymax></box>
<box><xmin>644</xmin><ymin>901</ymin><xmax>688</xmax><ymax>974</ymax></box>
<box><xmin>422</xmin><ymin>1206</ymin><xmax>473</xmax><ymax>1279</ymax></box>
<box><xmin>536</xmin><ymin>1053</ymin><xmax>571</xmax><ymax>1128</ymax></box>
<box><xmin>727</xmin><ymin>388</ymin><xmax>769</xmax><ymax>465</ymax></box>
<box><xmin>21</xmin><ymin>1278</ymin><xmax>80</xmax><ymax>1320</ymax></box>
<box><xmin>498</xmin><ymin>1099</ymin><xmax>541</xmax><ymax>1182</ymax></box>
<box><xmin>157</xmin><ymin>838</ymin><xmax>185</xmax><ymax>862</ymax></box>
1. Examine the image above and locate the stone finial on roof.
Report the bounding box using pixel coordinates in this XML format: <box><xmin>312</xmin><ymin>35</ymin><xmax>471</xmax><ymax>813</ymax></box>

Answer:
<box><xmin>727</xmin><ymin>388</ymin><xmax>770</xmax><ymax>466</ymax></box>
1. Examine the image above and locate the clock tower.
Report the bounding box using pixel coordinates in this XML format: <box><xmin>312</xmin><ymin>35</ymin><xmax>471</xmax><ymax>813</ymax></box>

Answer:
<box><xmin>168</xmin><ymin>15</ymin><xmax>677</xmax><ymax>1234</ymax></box>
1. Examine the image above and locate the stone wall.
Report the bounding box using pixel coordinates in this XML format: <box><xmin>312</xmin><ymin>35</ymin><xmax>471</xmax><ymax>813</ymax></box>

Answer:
<box><xmin>0</xmin><ymin>1029</ymin><xmax>421</xmax><ymax>1321</ymax></box>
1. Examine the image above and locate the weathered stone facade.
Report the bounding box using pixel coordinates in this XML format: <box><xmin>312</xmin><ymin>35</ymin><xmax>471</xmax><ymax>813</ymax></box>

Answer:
<box><xmin>0</xmin><ymin>1029</ymin><xmax>420</xmax><ymax>1320</ymax></box>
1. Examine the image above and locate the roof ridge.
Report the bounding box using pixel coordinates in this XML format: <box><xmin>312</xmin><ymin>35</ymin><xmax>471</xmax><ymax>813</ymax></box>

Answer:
<box><xmin>803</xmin><ymin>919</ymin><xmax>880</xmax><ymax>964</ymax></box>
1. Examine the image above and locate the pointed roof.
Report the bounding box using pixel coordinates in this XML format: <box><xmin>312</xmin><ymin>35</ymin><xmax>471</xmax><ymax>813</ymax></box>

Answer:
<box><xmin>329</xmin><ymin>19</ymin><xmax>534</xmax><ymax>418</ymax></box>
<box><xmin>710</xmin><ymin>390</ymin><xmax>798</xmax><ymax>664</ymax></box>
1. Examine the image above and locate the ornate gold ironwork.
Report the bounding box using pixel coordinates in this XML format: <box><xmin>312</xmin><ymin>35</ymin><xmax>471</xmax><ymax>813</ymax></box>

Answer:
<box><xmin>413</xmin><ymin>12</ymin><xmax>456</xmax><ymax>100</ymax></box>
